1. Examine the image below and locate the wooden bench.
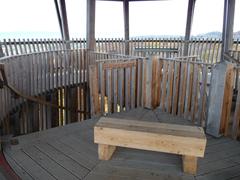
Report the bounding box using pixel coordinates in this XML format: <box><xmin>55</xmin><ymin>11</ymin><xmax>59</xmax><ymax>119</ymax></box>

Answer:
<box><xmin>94</xmin><ymin>117</ymin><xmax>207</xmax><ymax>175</ymax></box>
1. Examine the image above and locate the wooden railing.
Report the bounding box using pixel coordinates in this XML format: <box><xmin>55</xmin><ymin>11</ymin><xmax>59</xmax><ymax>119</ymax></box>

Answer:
<box><xmin>2</xmin><ymin>38</ymin><xmax>240</xmax><ymax>63</ymax></box>
<box><xmin>0</xmin><ymin>49</ymin><xmax>89</xmax><ymax>135</ymax></box>
<box><xmin>149</xmin><ymin>57</ymin><xmax>212</xmax><ymax>126</ymax></box>
<box><xmin>89</xmin><ymin>55</ymin><xmax>145</xmax><ymax>115</ymax></box>
<box><xmin>89</xmin><ymin>55</ymin><xmax>212</xmax><ymax>127</ymax></box>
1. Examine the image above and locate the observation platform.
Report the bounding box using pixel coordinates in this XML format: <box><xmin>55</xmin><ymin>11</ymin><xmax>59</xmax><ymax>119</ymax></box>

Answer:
<box><xmin>3</xmin><ymin>108</ymin><xmax>240</xmax><ymax>180</ymax></box>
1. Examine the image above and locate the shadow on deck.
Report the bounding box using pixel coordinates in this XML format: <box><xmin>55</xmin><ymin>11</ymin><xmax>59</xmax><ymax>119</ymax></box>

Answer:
<box><xmin>3</xmin><ymin>108</ymin><xmax>240</xmax><ymax>180</ymax></box>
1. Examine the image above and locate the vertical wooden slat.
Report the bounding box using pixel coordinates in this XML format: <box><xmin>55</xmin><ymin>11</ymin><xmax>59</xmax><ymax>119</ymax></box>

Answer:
<box><xmin>198</xmin><ymin>65</ymin><xmax>208</xmax><ymax>126</ymax></box>
<box><xmin>172</xmin><ymin>61</ymin><xmax>180</xmax><ymax>115</ymax></box>
<box><xmin>113</xmin><ymin>68</ymin><xmax>118</xmax><ymax>112</ymax></box>
<box><xmin>220</xmin><ymin>64</ymin><xmax>235</xmax><ymax>136</ymax></box>
<box><xmin>125</xmin><ymin>67</ymin><xmax>130</xmax><ymax>111</ymax></box>
<box><xmin>151</xmin><ymin>56</ymin><xmax>158</xmax><ymax>108</ymax></box>
<box><xmin>156</xmin><ymin>60</ymin><xmax>163</xmax><ymax>107</ymax></box>
<box><xmin>89</xmin><ymin>64</ymin><xmax>100</xmax><ymax>116</ymax></box>
<box><xmin>118</xmin><ymin>68</ymin><xmax>124</xmax><ymax>111</ymax></box>
<box><xmin>107</xmin><ymin>68</ymin><xmax>112</xmax><ymax>114</ymax></box>
<box><xmin>131</xmin><ymin>65</ymin><xmax>136</xmax><ymax>109</ymax></box>
<box><xmin>167</xmin><ymin>61</ymin><xmax>174</xmax><ymax>113</ymax></box>
<box><xmin>160</xmin><ymin>60</ymin><xmax>169</xmax><ymax>111</ymax></box>
<box><xmin>178</xmin><ymin>62</ymin><xmax>188</xmax><ymax>115</ymax></box>
<box><xmin>190</xmin><ymin>64</ymin><xmax>199</xmax><ymax>122</ymax></box>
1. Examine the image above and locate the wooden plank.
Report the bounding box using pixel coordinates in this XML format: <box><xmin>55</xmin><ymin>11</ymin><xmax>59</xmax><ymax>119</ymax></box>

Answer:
<box><xmin>130</xmin><ymin>66</ymin><xmax>136</xmax><ymax>109</ymax></box>
<box><xmin>167</xmin><ymin>61</ymin><xmax>174</xmax><ymax>113</ymax></box>
<box><xmin>220</xmin><ymin>64</ymin><xmax>235</xmax><ymax>136</ymax></box>
<box><xmin>151</xmin><ymin>56</ymin><xmax>158</xmax><ymax>108</ymax></box>
<box><xmin>178</xmin><ymin>62</ymin><xmax>188</xmax><ymax>115</ymax></box>
<box><xmin>190</xmin><ymin>64</ymin><xmax>199</xmax><ymax>122</ymax></box>
<box><xmin>107</xmin><ymin>68</ymin><xmax>112</xmax><ymax>114</ymax></box>
<box><xmin>143</xmin><ymin>58</ymin><xmax>152</xmax><ymax>109</ymax></box>
<box><xmin>23</xmin><ymin>146</ymin><xmax>79</xmax><ymax>180</ymax></box>
<box><xmin>95</xmin><ymin>117</ymin><xmax>206</xmax><ymax>157</ymax></box>
<box><xmin>113</xmin><ymin>68</ymin><xmax>118</xmax><ymax>112</ymax></box>
<box><xmin>102</xmin><ymin>61</ymin><xmax>136</xmax><ymax>69</ymax></box>
<box><xmin>184</xmin><ymin>62</ymin><xmax>193</xmax><ymax>119</ymax></box>
<box><xmin>34</xmin><ymin>142</ymin><xmax>89</xmax><ymax>179</ymax></box>
<box><xmin>4</xmin><ymin>152</ymin><xmax>33</xmax><ymax>180</ymax></box>
<box><xmin>172</xmin><ymin>61</ymin><xmax>180</xmax><ymax>115</ymax></box>
<box><xmin>160</xmin><ymin>60</ymin><xmax>169</xmax><ymax>111</ymax></box>
<box><xmin>136</xmin><ymin>59</ymin><xmax>143</xmax><ymax>107</ymax></box>
<box><xmin>89</xmin><ymin>65</ymin><xmax>100</xmax><ymax>116</ymax></box>
<box><xmin>4</xmin><ymin>150</ymin><xmax>55</xmax><ymax>180</ymax></box>
<box><xmin>156</xmin><ymin>60</ymin><xmax>163</xmax><ymax>107</ymax></box>
<box><xmin>125</xmin><ymin>67</ymin><xmax>131</xmax><ymax>111</ymax></box>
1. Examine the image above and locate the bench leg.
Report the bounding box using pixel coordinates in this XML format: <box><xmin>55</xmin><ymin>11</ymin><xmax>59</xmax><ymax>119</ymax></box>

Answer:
<box><xmin>182</xmin><ymin>155</ymin><xmax>197</xmax><ymax>175</ymax></box>
<box><xmin>98</xmin><ymin>144</ymin><xmax>116</xmax><ymax>160</ymax></box>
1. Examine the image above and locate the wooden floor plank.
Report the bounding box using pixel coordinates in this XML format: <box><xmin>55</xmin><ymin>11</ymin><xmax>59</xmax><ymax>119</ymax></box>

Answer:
<box><xmin>3</xmin><ymin>109</ymin><xmax>240</xmax><ymax>180</ymax></box>
<box><xmin>196</xmin><ymin>165</ymin><xmax>240</xmax><ymax>180</ymax></box>
<box><xmin>45</xmin><ymin>140</ymin><xmax>98</xmax><ymax>170</ymax></box>
<box><xmin>22</xmin><ymin>146</ymin><xmax>79</xmax><ymax>180</ymax></box>
<box><xmin>58</xmin><ymin>136</ymin><xmax>99</xmax><ymax>160</ymax></box>
<box><xmin>88</xmin><ymin>161</ymin><xmax>195</xmax><ymax>180</ymax></box>
<box><xmin>197</xmin><ymin>159</ymin><xmax>238</xmax><ymax>175</ymax></box>
<box><xmin>4</xmin><ymin>149</ymin><xmax>55</xmax><ymax>180</ymax></box>
<box><xmin>4</xmin><ymin>153</ymin><xmax>33</xmax><ymax>180</ymax></box>
<box><xmin>34</xmin><ymin>142</ymin><xmax>90</xmax><ymax>179</ymax></box>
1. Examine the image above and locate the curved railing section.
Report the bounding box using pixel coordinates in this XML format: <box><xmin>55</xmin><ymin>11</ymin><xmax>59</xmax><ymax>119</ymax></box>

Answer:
<box><xmin>0</xmin><ymin>49</ymin><xmax>90</xmax><ymax>135</ymax></box>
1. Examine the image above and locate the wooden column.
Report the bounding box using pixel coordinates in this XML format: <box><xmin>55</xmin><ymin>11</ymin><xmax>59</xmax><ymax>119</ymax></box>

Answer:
<box><xmin>54</xmin><ymin>0</ymin><xmax>64</xmax><ymax>39</ymax></box>
<box><xmin>59</xmin><ymin>0</ymin><xmax>70</xmax><ymax>41</ymax></box>
<box><xmin>123</xmin><ymin>0</ymin><xmax>129</xmax><ymax>55</ymax></box>
<box><xmin>206</xmin><ymin>63</ymin><xmax>234</xmax><ymax>137</ymax></box>
<box><xmin>221</xmin><ymin>0</ymin><xmax>235</xmax><ymax>60</ymax></box>
<box><xmin>87</xmin><ymin>0</ymin><xmax>96</xmax><ymax>51</ymax></box>
<box><xmin>184</xmin><ymin>0</ymin><xmax>196</xmax><ymax>56</ymax></box>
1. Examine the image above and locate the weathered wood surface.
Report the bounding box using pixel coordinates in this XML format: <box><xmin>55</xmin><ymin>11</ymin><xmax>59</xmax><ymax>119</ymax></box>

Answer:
<box><xmin>2</xmin><ymin>38</ymin><xmax>239</xmax><ymax>63</ymax></box>
<box><xmin>4</xmin><ymin>108</ymin><xmax>240</xmax><ymax>180</ymax></box>
<box><xmin>0</xmin><ymin>49</ymin><xmax>89</xmax><ymax>135</ymax></box>
<box><xmin>95</xmin><ymin>117</ymin><xmax>206</xmax><ymax>157</ymax></box>
<box><xmin>94</xmin><ymin>117</ymin><xmax>206</xmax><ymax>174</ymax></box>
<box><xmin>150</xmin><ymin>57</ymin><xmax>212</xmax><ymax>126</ymax></box>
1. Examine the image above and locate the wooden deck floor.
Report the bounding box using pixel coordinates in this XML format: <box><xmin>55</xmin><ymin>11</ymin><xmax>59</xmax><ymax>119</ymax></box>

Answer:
<box><xmin>3</xmin><ymin>108</ymin><xmax>240</xmax><ymax>180</ymax></box>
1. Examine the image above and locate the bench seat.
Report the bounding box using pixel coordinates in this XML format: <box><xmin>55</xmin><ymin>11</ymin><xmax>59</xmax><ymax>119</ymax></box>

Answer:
<box><xmin>94</xmin><ymin>117</ymin><xmax>207</xmax><ymax>175</ymax></box>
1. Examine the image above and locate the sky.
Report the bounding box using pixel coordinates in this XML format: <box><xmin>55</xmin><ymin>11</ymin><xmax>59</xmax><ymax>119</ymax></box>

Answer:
<box><xmin>0</xmin><ymin>0</ymin><xmax>239</xmax><ymax>39</ymax></box>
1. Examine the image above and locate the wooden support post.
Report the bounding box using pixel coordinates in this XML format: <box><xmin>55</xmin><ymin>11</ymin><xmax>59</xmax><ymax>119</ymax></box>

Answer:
<box><xmin>87</xmin><ymin>0</ymin><xmax>96</xmax><ymax>51</ymax></box>
<box><xmin>184</xmin><ymin>0</ymin><xmax>196</xmax><ymax>56</ymax></box>
<box><xmin>123</xmin><ymin>0</ymin><xmax>129</xmax><ymax>55</ymax></box>
<box><xmin>221</xmin><ymin>0</ymin><xmax>235</xmax><ymax>61</ymax></box>
<box><xmin>59</xmin><ymin>0</ymin><xmax>70</xmax><ymax>41</ymax></box>
<box><xmin>54</xmin><ymin>0</ymin><xmax>64</xmax><ymax>39</ymax></box>
<box><xmin>206</xmin><ymin>62</ymin><xmax>234</xmax><ymax>137</ymax></box>
<box><xmin>98</xmin><ymin>144</ymin><xmax>116</xmax><ymax>160</ymax></box>
<box><xmin>89</xmin><ymin>65</ymin><xmax>100</xmax><ymax>116</ymax></box>
<box><xmin>182</xmin><ymin>155</ymin><xmax>197</xmax><ymax>175</ymax></box>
